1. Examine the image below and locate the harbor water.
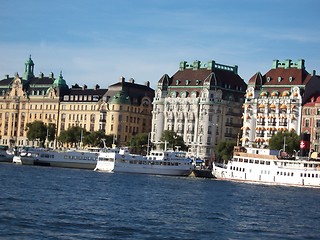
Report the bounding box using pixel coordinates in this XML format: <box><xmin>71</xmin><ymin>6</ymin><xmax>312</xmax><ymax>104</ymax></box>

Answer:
<box><xmin>1</xmin><ymin>163</ymin><xmax>320</xmax><ymax>240</ymax></box>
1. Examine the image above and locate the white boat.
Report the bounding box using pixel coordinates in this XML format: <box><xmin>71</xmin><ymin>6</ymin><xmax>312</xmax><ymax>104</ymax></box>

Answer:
<box><xmin>95</xmin><ymin>147</ymin><xmax>194</xmax><ymax>176</ymax></box>
<box><xmin>212</xmin><ymin>146</ymin><xmax>320</xmax><ymax>188</ymax></box>
<box><xmin>0</xmin><ymin>145</ymin><xmax>14</xmax><ymax>162</ymax></box>
<box><xmin>18</xmin><ymin>147</ymin><xmax>102</xmax><ymax>170</ymax></box>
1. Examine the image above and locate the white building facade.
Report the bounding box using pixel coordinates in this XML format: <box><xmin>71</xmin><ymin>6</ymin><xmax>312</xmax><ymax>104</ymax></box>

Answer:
<box><xmin>151</xmin><ymin>60</ymin><xmax>247</xmax><ymax>161</ymax></box>
<box><xmin>241</xmin><ymin>59</ymin><xmax>312</xmax><ymax>148</ymax></box>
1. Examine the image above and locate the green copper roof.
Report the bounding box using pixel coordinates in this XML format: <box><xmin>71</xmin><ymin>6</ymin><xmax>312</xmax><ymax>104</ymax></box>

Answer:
<box><xmin>53</xmin><ymin>71</ymin><xmax>68</xmax><ymax>88</ymax></box>
<box><xmin>109</xmin><ymin>90</ymin><xmax>130</xmax><ymax>104</ymax></box>
<box><xmin>25</xmin><ymin>55</ymin><xmax>34</xmax><ymax>65</ymax></box>
<box><xmin>22</xmin><ymin>55</ymin><xmax>35</xmax><ymax>81</ymax></box>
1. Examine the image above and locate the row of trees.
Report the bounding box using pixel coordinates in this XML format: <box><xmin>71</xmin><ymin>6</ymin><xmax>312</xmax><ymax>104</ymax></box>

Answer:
<box><xmin>26</xmin><ymin>120</ymin><xmax>114</xmax><ymax>148</ymax></box>
<box><xmin>26</xmin><ymin>120</ymin><xmax>301</xmax><ymax>161</ymax></box>
<box><xmin>26</xmin><ymin>121</ymin><xmax>186</xmax><ymax>151</ymax></box>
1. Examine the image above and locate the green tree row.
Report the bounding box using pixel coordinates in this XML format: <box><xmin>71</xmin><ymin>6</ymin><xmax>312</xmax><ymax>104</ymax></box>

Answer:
<box><xmin>26</xmin><ymin>120</ymin><xmax>114</xmax><ymax>148</ymax></box>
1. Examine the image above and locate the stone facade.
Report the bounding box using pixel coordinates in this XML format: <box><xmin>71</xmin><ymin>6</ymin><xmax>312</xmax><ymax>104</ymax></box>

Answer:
<box><xmin>0</xmin><ymin>56</ymin><xmax>154</xmax><ymax>148</ymax></box>
<box><xmin>242</xmin><ymin>59</ymin><xmax>313</xmax><ymax>148</ymax></box>
<box><xmin>151</xmin><ymin>60</ymin><xmax>247</xmax><ymax>160</ymax></box>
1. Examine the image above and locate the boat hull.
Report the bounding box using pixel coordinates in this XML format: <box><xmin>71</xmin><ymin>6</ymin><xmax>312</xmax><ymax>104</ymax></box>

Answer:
<box><xmin>19</xmin><ymin>149</ymin><xmax>98</xmax><ymax>170</ymax></box>
<box><xmin>213</xmin><ymin>164</ymin><xmax>320</xmax><ymax>188</ymax></box>
<box><xmin>95</xmin><ymin>151</ymin><xmax>194</xmax><ymax>176</ymax></box>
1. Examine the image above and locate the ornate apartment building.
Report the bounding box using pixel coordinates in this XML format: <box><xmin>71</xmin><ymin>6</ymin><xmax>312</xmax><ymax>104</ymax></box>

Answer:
<box><xmin>0</xmin><ymin>56</ymin><xmax>154</xmax><ymax>147</ymax></box>
<box><xmin>151</xmin><ymin>60</ymin><xmax>247</xmax><ymax>160</ymax></box>
<box><xmin>242</xmin><ymin>59</ymin><xmax>318</xmax><ymax>148</ymax></box>
<box><xmin>300</xmin><ymin>74</ymin><xmax>320</xmax><ymax>152</ymax></box>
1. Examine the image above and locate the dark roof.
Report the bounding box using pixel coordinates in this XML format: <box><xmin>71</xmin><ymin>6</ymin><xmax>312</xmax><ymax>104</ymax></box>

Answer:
<box><xmin>107</xmin><ymin>81</ymin><xmax>154</xmax><ymax>102</ymax></box>
<box><xmin>303</xmin><ymin>75</ymin><xmax>320</xmax><ymax>104</ymax></box>
<box><xmin>248</xmin><ymin>59</ymin><xmax>312</xmax><ymax>96</ymax></box>
<box><xmin>0</xmin><ymin>77</ymin><xmax>14</xmax><ymax>87</ymax></box>
<box><xmin>158</xmin><ymin>65</ymin><xmax>247</xmax><ymax>101</ymax></box>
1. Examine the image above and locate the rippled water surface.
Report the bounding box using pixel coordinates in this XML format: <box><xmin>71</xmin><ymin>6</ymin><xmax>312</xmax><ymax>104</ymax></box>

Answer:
<box><xmin>1</xmin><ymin>163</ymin><xmax>320</xmax><ymax>239</ymax></box>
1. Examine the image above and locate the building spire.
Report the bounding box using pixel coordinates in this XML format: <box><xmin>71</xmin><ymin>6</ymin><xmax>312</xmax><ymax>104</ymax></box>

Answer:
<box><xmin>22</xmin><ymin>55</ymin><xmax>35</xmax><ymax>81</ymax></box>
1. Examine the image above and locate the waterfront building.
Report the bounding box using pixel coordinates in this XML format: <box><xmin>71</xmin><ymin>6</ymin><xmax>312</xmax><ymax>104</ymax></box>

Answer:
<box><xmin>101</xmin><ymin>77</ymin><xmax>154</xmax><ymax>146</ymax></box>
<box><xmin>151</xmin><ymin>60</ymin><xmax>247</xmax><ymax>161</ymax></box>
<box><xmin>301</xmin><ymin>73</ymin><xmax>320</xmax><ymax>152</ymax></box>
<box><xmin>242</xmin><ymin>59</ymin><xmax>314</xmax><ymax>148</ymax></box>
<box><xmin>0</xmin><ymin>56</ymin><xmax>154</xmax><ymax>147</ymax></box>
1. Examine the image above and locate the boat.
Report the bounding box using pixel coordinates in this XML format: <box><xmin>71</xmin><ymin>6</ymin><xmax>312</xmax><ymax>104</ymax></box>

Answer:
<box><xmin>0</xmin><ymin>145</ymin><xmax>14</xmax><ymax>162</ymax></box>
<box><xmin>18</xmin><ymin>147</ymin><xmax>103</xmax><ymax>170</ymax></box>
<box><xmin>94</xmin><ymin>147</ymin><xmax>195</xmax><ymax>176</ymax></box>
<box><xmin>212</xmin><ymin>146</ymin><xmax>320</xmax><ymax>188</ymax></box>
<box><xmin>191</xmin><ymin>159</ymin><xmax>214</xmax><ymax>178</ymax></box>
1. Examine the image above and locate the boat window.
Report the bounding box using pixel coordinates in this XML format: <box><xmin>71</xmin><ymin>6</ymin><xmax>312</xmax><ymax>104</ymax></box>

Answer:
<box><xmin>255</xmin><ymin>160</ymin><xmax>259</xmax><ymax>164</ymax></box>
<box><xmin>249</xmin><ymin>159</ymin><xmax>254</xmax><ymax>163</ymax></box>
<box><xmin>266</xmin><ymin>161</ymin><xmax>270</xmax><ymax>165</ymax></box>
<box><xmin>239</xmin><ymin>158</ymin><xmax>243</xmax><ymax>162</ymax></box>
<box><xmin>260</xmin><ymin>160</ymin><xmax>265</xmax><ymax>165</ymax></box>
<box><xmin>244</xmin><ymin>159</ymin><xmax>248</xmax><ymax>163</ymax></box>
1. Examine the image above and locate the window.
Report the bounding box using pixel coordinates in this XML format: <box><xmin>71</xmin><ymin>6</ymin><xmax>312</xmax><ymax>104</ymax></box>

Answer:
<box><xmin>305</xmin><ymin>119</ymin><xmax>310</xmax><ymax>127</ymax></box>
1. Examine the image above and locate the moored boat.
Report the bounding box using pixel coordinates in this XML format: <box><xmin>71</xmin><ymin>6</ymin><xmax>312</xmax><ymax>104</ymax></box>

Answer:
<box><xmin>95</xmin><ymin>147</ymin><xmax>194</xmax><ymax>176</ymax></box>
<box><xmin>0</xmin><ymin>145</ymin><xmax>14</xmax><ymax>162</ymax></box>
<box><xmin>212</xmin><ymin>146</ymin><xmax>320</xmax><ymax>187</ymax></box>
<box><xmin>18</xmin><ymin>147</ymin><xmax>102</xmax><ymax>170</ymax></box>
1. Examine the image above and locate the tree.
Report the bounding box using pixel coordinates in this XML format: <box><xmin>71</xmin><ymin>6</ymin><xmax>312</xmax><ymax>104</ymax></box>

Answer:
<box><xmin>160</xmin><ymin>130</ymin><xmax>187</xmax><ymax>151</ymax></box>
<box><xmin>26</xmin><ymin>120</ymin><xmax>47</xmax><ymax>147</ymax></box>
<box><xmin>129</xmin><ymin>133</ymin><xmax>149</xmax><ymax>154</ymax></box>
<box><xmin>83</xmin><ymin>130</ymin><xmax>114</xmax><ymax>148</ymax></box>
<box><xmin>215</xmin><ymin>140</ymin><xmax>236</xmax><ymax>163</ymax></box>
<box><xmin>269</xmin><ymin>131</ymin><xmax>300</xmax><ymax>154</ymax></box>
<box><xmin>58</xmin><ymin>126</ymin><xmax>85</xmax><ymax>148</ymax></box>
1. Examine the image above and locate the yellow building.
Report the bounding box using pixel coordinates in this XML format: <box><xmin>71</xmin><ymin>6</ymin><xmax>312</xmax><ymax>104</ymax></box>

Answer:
<box><xmin>0</xmin><ymin>56</ymin><xmax>154</xmax><ymax>148</ymax></box>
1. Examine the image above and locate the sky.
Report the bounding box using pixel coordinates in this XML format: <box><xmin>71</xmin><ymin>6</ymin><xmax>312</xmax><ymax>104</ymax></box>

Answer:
<box><xmin>1</xmin><ymin>0</ymin><xmax>320</xmax><ymax>90</ymax></box>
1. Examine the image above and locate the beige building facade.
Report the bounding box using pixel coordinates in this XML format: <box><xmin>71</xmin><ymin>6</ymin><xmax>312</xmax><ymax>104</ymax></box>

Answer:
<box><xmin>0</xmin><ymin>56</ymin><xmax>154</xmax><ymax>148</ymax></box>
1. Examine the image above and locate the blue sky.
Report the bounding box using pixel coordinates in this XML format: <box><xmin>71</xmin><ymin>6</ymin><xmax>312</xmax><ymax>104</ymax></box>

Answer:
<box><xmin>1</xmin><ymin>0</ymin><xmax>320</xmax><ymax>89</ymax></box>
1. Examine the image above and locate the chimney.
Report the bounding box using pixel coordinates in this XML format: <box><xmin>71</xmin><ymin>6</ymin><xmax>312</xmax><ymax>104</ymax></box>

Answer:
<box><xmin>145</xmin><ymin>81</ymin><xmax>150</xmax><ymax>87</ymax></box>
<box><xmin>119</xmin><ymin>76</ymin><xmax>125</xmax><ymax>83</ymax></box>
<box><xmin>129</xmin><ymin>78</ymin><xmax>135</xmax><ymax>84</ymax></box>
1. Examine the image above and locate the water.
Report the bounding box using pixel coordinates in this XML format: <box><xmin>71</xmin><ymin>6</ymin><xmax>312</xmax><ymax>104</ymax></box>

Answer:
<box><xmin>1</xmin><ymin>163</ymin><xmax>320</xmax><ymax>240</ymax></box>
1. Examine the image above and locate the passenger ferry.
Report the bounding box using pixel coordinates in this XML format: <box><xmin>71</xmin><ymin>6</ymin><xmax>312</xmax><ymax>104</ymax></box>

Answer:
<box><xmin>94</xmin><ymin>147</ymin><xmax>194</xmax><ymax>176</ymax></box>
<box><xmin>17</xmin><ymin>147</ymin><xmax>103</xmax><ymax>170</ymax></box>
<box><xmin>212</xmin><ymin>146</ymin><xmax>320</xmax><ymax>187</ymax></box>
